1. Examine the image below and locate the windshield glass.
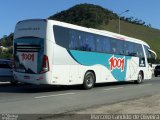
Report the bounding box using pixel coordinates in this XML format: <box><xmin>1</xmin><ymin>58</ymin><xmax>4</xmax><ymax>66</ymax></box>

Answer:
<box><xmin>14</xmin><ymin>37</ymin><xmax>44</xmax><ymax>74</ymax></box>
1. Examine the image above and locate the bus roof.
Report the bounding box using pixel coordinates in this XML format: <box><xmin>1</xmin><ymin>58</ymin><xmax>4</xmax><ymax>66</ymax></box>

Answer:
<box><xmin>47</xmin><ymin>19</ymin><xmax>150</xmax><ymax>47</ymax></box>
<box><xmin>15</xmin><ymin>19</ymin><xmax>150</xmax><ymax>47</ymax></box>
<box><xmin>17</xmin><ymin>19</ymin><xmax>47</xmax><ymax>24</ymax></box>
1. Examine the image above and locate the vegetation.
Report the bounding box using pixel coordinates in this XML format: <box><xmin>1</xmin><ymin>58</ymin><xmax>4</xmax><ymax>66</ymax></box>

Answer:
<box><xmin>49</xmin><ymin>3</ymin><xmax>160</xmax><ymax>63</ymax></box>
<box><xmin>100</xmin><ymin>20</ymin><xmax>160</xmax><ymax>63</ymax></box>
<box><xmin>0</xmin><ymin>46</ymin><xmax>13</xmax><ymax>59</ymax></box>
<box><xmin>49</xmin><ymin>3</ymin><xmax>118</xmax><ymax>28</ymax></box>
<box><xmin>0</xmin><ymin>33</ymin><xmax>13</xmax><ymax>47</ymax></box>
<box><xmin>1</xmin><ymin>3</ymin><xmax>160</xmax><ymax>62</ymax></box>
<box><xmin>49</xmin><ymin>4</ymin><xmax>151</xmax><ymax>28</ymax></box>
<box><xmin>0</xmin><ymin>33</ymin><xmax>13</xmax><ymax>59</ymax></box>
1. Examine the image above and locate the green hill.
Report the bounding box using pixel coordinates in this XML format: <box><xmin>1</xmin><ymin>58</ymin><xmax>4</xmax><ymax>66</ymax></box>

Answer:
<box><xmin>1</xmin><ymin>3</ymin><xmax>160</xmax><ymax>62</ymax></box>
<box><xmin>49</xmin><ymin>3</ymin><xmax>160</xmax><ymax>62</ymax></box>
<box><xmin>49</xmin><ymin>3</ymin><xmax>118</xmax><ymax>28</ymax></box>
<box><xmin>100</xmin><ymin>20</ymin><xmax>160</xmax><ymax>61</ymax></box>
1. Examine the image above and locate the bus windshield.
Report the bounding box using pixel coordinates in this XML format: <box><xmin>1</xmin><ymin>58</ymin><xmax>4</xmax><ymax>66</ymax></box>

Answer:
<box><xmin>14</xmin><ymin>37</ymin><xmax>44</xmax><ymax>74</ymax></box>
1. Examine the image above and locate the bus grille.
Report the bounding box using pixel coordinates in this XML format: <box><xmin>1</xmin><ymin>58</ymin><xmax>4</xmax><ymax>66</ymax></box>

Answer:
<box><xmin>15</xmin><ymin>44</ymin><xmax>41</xmax><ymax>52</ymax></box>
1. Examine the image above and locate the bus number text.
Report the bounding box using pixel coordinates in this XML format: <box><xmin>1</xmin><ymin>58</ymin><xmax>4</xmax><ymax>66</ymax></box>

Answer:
<box><xmin>21</xmin><ymin>53</ymin><xmax>34</xmax><ymax>62</ymax></box>
<box><xmin>109</xmin><ymin>56</ymin><xmax>125</xmax><ymax>72</ymax></box>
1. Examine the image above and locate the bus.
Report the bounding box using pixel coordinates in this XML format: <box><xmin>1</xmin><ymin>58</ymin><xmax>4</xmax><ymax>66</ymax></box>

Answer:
<box><xmin>13</xmin><ymin>19</ymin><xmax>156</xmax><ymax>89</ymax></box>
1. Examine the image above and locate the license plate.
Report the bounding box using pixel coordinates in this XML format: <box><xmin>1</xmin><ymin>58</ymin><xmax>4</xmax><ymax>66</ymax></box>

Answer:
<box><xmin>16</xmin><ymin>69</ymin><xmax>25</xmax><ymax>72</ymax></box>
<box><xmin>24</xmin><ymin>76</ymin><xmax>30</xmax><ymax>79</ymax></box>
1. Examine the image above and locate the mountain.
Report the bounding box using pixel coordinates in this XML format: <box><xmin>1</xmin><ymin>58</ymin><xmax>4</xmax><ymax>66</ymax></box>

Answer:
<box><xmin>49</xmin><ymin>3</ymin><xmax>160</xmax><ymax>62</ymax></box>
<box><xmin>1</xmin><ymin>3</ymin><xmax>160</xmax><ymax>62</ymax></box>
<box><xmin>49</xmin><ymin>3</ymin><xmax>118</xmax><ymax>28</ymax></box>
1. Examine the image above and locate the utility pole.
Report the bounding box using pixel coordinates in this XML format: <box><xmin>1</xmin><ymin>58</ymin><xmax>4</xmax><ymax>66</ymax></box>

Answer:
<box><xmin>118</xmin><ymin>10</ymin><xmax>129</xmax><ymax>34</ymax></box>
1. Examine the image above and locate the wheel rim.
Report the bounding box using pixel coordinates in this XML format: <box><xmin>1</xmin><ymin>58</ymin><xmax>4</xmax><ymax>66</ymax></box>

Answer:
<box><xmin>138</xmin><ymin>74</ymin><xmax>142</xmax><ymax>82</ymax></box>
<box><xmin>86</xmin><ymin>74</ymin><xmax>94</xmax><ymax>87</ymax></box>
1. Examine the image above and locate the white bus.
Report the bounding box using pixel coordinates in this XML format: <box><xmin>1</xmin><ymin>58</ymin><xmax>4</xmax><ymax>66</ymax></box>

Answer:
<box><xmin>13</xmin><ymin>19</ymin><xmax>156</xmax><ymax>89</ymax></box>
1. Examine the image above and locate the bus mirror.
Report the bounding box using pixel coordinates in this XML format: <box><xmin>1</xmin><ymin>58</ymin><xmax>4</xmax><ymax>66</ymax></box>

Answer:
<box><xmin>148</xmin><ymin>49</ymin><xmax>157</xmax><ymax>60</ymax></box>
<box><xmin>149</xmin><ymin>63</ymin><xmax>152</xmax><ymax>67</ymax></box>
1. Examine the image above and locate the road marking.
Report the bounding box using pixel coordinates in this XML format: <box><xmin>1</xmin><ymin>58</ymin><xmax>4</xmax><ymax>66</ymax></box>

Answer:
<box><xmin>35</xmin><ymin>93</ymin><xmax>76</xmax><ymax>99</ymax></box>
<box><xmin>0</xmin><ymin>82</ymin><xmax>10</xmax><ymax>84</ymax></box>
<box><xmin>103</xmin><ymin>87</ymin><xmax>124</xmax><ymax>91</ymax></box>
<box><xmin>138</xmin><ymin>84</ymin><xmax>152</xmax><ymax>87</ymax></box>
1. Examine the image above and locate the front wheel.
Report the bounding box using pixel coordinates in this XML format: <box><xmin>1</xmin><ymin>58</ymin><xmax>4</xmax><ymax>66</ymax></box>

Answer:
<box><xmin>134</xmin><ymin>72</ymin><xmax>143</xmax><ymax>84</ymax></box>
<box><xmin>83</xmin><ymin>71</ymin><xmax>95</xmax><ymax>90</ymax></box>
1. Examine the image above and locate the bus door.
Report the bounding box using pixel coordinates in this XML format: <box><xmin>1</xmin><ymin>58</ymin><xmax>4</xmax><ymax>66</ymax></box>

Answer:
<box><xmin>144</xmin><ymin>46</ymin><xmax>157</xmax><ymax>79</ymax></box>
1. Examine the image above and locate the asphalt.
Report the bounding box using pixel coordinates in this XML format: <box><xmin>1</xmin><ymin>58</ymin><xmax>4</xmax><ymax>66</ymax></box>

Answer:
<box><xmin>0</xmin><ymin>77</ymin><xmax>160</xmax><ymax>114</ymax></box>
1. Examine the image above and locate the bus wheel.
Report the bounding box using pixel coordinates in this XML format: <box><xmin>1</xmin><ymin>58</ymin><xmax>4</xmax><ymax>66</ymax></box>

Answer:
<box><xmin>10</xmin><ymin>80</ymin><xmax>18</xmax><ymax>85</ymax></box>
<box><xmin>83</xmin><ymin>71</ymin><xmax>95</xmax><ymax>89</ymax></box>
<box><xmin>134</xmin><ymin>72</ymin><xmax>143</xmax><ymax>84</ymax></box>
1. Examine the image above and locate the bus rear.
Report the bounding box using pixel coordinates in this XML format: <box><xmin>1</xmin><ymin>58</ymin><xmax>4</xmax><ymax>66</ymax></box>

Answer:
<box><xmin>13</xmin><ymin>19</ymin><xmax>52</xmax><ymax>84</ymax></box>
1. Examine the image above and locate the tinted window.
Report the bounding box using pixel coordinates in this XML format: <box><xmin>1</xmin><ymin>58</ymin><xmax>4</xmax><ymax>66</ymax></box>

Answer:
<box><xmin>144</xmin><ymin>45</ymin><xmax>150</xmax><ymax>58</ymax></box>
<box><xmin>144</xmin><ymin>45</ymin><xmax>155</xmax><ymax>64</ymax></box>
<box><xmin>0</xmin><ymin>61</ymin><xmax>12</xmax><ymax>68</ymax></box>
<box><xmin>136</xmin><ymin>44</ymin><xmax>144</xmax><ymax>58</ymax></box>
<box><xmin>85</xmin><ymin>33</ymin><xmax>95</xmax><ymax>51</ymax></box>
<box><xmin>53</xmin><ymin>25</ymin><xmax>144</xmax><ymax>57</ymax></box>
<box><xmin>53</xmin><ymin>26</ymin><xmax>70</xmax><ymax>49</ymax></box>
<box><xmin>96</xmin><ymin>36</ymin><xmax>111</xmax><ymax>53</ymax></box>
<box><xmin>110</xmin><ymin>39</ymin><xmax>118</xmax><ymax>54</ymax></box>
<box><xmin>116</xmin><ymin>40</ymin><xmax>124</xmax><ymax>55</ymax></box>
<box><xmin>135</xmin><ymin>44</ymin><xmax>145</xmax><ymax>67</ymax></box>
<box><xmin>69</xmin><ymin>30</ymin><xmax>79</xmax><ymax>50</ymax></box>
<box><xmin>78</xmin><ymin>32</ymin><xmax>86</xmax><ymax>51</ymax></box>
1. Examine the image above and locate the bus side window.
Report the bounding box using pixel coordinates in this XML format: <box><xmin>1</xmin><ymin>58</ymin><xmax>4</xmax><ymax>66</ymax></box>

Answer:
<box><xmin>95</xmin><ymin>36</ymin><xmax>110</xmax><ymax>53</ymax></box>
<box><xmin>85</xmin><ymin>33</ymin><xmax>95</xmax><ymax>52</ymax></box>
<box><xmin>128</xmin><ymin>42</ymin><xmax>136</xmax><ymax>56</ymax></box>
<box><xmin>69</xmin><ymin>30</ymin><xmax>79</xmax><ymax>50</ymax></box>
<box><xmin>124</xmin><ymin>42</ymin><xmax>128</xmax><ymax>56</ymax></box>
<box><xmin>78</xmin><ymin>32</ymin><xmax>86</xmax><ymax>51</ymax></box>
<box><xmin>110</xmin><ymin>39</ymin><xmax>118</xmax><ymax>54</ymax></box>
<box><xmin>144</xmin><ymin>45</ymin><xmax>155</xmax><ymax>64</ymax></box>
<box><xmin>103</xmin><ymin>37</ymin><xmax>111</xmax><ymax>54</ymax></box>
<box><xmin>96</xmin><ymin>36</ymin><xmax>103</xmax><ymax>52</ymax></box>
<box><xmin>53</xmin><ymin>26</ymin><xmax>70</xmax><ymax>49</ymax></box>
<box><xmin>136</xmin><ymin>44</ymin><xmax>145</xmax><ymax>67</ymax></box>
<box><xmin>116</xmin><ymin>40</ymin><xmax>124</xmax><ymax>55</ymax></box>
<box><xmin>124</xmin><ymin>41</ymin><xmax>136</xmax><ymax>56</ymax></box>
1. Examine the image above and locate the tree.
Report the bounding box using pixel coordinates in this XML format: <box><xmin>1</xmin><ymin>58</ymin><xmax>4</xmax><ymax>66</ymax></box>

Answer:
<box><xmin>1</xmin><ymin>33</ymin><xmax>13</xmax><ymax>47</ymax></box>
<box><xmin>48</xmin><ymin>3</ymin><xmax>118</xmax><ymax>28</ymax></box>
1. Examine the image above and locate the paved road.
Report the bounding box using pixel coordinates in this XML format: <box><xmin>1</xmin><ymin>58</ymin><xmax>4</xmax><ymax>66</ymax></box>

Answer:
<box><xmin>0</xmin><ymin>77</ymin><xmax>160</xmax><ymax>114</ymax></box>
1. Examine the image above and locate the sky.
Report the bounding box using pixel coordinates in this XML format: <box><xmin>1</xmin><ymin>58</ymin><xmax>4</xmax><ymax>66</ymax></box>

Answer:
<box><xmin>0</xmin><ymin>0</ymin><xmax>160</xmax><ymax>38</ymax></box>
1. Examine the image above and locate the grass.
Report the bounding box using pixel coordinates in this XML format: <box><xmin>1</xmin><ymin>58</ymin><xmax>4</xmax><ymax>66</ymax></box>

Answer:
<box><xmin>98</xmin><ymin>20</ymin><xmax>160</xmax><ymax>60</ymax></box>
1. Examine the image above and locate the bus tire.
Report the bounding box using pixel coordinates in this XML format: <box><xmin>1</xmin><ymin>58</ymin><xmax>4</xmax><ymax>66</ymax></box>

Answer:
<box><xmin>83</xmin><ymin>71</ymin><xmax>95</xmax><ymax>90</ymax></box>
<box><xmin>10</xmin><ymin>80</ymin><xmax>18</xmax><ymax>85</ymax></box>
<box><xmin>134</xmin><ymin>72</ymin><xmax>143</xmax><ymax>84</ymax></box>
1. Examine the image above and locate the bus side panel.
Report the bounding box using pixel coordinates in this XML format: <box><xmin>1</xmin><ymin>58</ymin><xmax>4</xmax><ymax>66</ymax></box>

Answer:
<box><xmin>99</xmin><ymin>65</ymin><xmax>117</xmax><ymax>83</ymax></box>
<box><xmin>78</xmin><ymin>65</ymin><xmax>101</xmax><ymax>84</ymax></box>
<box><xmin>51</xmin><ymin>44</ymin><xmax>78</xmax><ymax>85</ymax></box>
<box><xmin>69</xmin><ymin>65</ymin><xmax>80</xmax><ymax>85</ymax></box>
<box><xmin>68</xmin><ymin>51</ymin><xmax>134</xmax><ymax>83</ymax></box>
<box><xmin>45</xmin><ymin>40</ymin><xmax>54</xmax><ymax>84</ymax></box>
<box><xmin>51</xmin><ymin>65</ymin><xmax>70</xmax><ymax>85</ymax></box>
<box><xmin>142</xmin><ymin>45</ymin><xmax>153</xmax><ymax>80</ymax></box>
<box><xmin>125</xmin><ymin>57</ymin><xmax>139</xmax><ymax>81</ymax></box>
